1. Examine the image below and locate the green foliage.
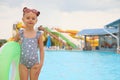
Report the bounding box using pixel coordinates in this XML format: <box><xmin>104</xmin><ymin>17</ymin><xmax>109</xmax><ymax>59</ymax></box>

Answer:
<box><xmin>0</xmin><ymin>39</ymin><xmax>7</xmax><ymax>47</ymax></box>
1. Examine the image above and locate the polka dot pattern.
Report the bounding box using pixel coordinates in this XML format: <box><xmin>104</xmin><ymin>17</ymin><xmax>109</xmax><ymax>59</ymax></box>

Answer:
<box><xmin>19</xmin><ymin>30</ymin><xmax>41</xmax><ymax>69</ymax></box>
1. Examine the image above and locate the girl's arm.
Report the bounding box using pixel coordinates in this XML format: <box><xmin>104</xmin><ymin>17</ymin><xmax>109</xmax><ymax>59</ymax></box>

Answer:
<box><xmin>38</xmin><ymin>34</ymin><xmax>44</xmax><ymax>65</ymax></box>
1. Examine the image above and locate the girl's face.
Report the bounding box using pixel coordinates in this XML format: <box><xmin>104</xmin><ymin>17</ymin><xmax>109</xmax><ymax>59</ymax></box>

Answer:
<box><xmin>22</xmin><ymin>12</ymin><xmax>37</xmax><ymax>28</ymax></box>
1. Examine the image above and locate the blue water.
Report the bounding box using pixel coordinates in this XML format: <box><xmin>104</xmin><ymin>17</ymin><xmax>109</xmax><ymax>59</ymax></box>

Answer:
<box><xmin>38</xmin><ymin>51</ymin><xmax>120</xmax><ymax>80</ymax></box>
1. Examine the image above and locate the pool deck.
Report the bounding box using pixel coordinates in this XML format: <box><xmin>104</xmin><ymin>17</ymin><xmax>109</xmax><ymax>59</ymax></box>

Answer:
<box><xmin>45</xmin><ymin>47</ymin><xmax>117</xmax><ymax>53</ymax></box>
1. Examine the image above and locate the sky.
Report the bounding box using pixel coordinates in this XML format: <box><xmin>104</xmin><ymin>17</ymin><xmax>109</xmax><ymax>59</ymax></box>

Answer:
<box><xmin>0</xmin><ymin>0</ymin><xmax>120</xmax><ymax>39</ymax></box>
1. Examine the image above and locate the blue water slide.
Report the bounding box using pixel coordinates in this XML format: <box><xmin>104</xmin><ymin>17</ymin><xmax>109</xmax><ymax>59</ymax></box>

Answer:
<box><xmin>46</xmin><ymin>36</ymin><xmax>51</xmax><ymax>48</ymax></box>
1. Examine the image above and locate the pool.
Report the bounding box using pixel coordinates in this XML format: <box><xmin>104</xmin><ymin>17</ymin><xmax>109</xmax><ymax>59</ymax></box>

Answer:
<box><xmin>38</xmin><ymin>50</ymin><xmax>120</xmax><ymax>80</ymax></box>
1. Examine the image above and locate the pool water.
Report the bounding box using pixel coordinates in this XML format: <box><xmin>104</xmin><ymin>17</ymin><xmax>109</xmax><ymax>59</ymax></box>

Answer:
<box><xmin>38</xmin><ymin>51</ymin><xmax>120</xmax><ymax>80</ymax></box>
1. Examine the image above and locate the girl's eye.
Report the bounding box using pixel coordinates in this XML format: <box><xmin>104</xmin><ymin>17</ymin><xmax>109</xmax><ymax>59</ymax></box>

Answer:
<box><xmin>32</xmin><ymin>18</ymin><xmax>35</xmax><ymax>20</ymax></box>
<box><xmin>26</xmin><ymin>17</ymin><xmax>36</xmax><ymax>20</ymax></box>
<box><xmin>26</xmin><ymin>17</ymin><xmax>30</xmax><ymax>19</ymax></box>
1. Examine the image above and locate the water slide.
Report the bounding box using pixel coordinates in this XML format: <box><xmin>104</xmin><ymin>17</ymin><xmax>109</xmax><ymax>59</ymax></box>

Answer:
<box><xmin>46</xmin><ymin>36</ymin><xmax>51</xmax><ymax>48</ymax></box>
<box><xmin>52</xmin><ymin>32</ymin><xmax>77</xmax><ymax>48</ymax></box>
<box><xmin>41</xmin><ymin>27</ymin><xmax>66</xmax><ymax>45</ymax></box>
<box><xmin>59</xmin><ymin>33</ymin><xmax>81</xmax><ymax>47</ymax></box>
<box><xmin>54</xmin><ymin>28</ymin><xmax>81</xmax><ymax>47</ymax></box>
<box><xmin>54</xmin><ymin>28</ymin><xmax>79</xmax><ymax>38</ymax></box>
<box><xmin>55</xmin><ymin>28</ymin><xmax>99</xmax><ymax>47</ymax></box>
<box><xmin>44</xmin><ymin>27</ymin><xmax>77</xmax><ymax>48</ymax></box>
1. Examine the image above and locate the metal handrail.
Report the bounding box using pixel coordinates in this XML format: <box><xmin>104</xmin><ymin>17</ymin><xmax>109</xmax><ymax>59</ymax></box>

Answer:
<box><xmin>103</xmin><ymin>28</ymin><xmax>119</xmax><ymax>50</ymax></box>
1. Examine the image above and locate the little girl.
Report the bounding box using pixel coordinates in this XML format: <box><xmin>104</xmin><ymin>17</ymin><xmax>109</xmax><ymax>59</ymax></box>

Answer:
<box><xmin>14</xmin><ymin>7</ymin><xmax>44</xmax><ymax>80</ymax></box>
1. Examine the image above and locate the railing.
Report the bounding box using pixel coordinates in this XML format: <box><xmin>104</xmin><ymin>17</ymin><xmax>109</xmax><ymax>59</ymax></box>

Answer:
<box><xmin>103</xmin><ymin>28</ymin><xmax>119</xmax><ymax>51</ymax></box>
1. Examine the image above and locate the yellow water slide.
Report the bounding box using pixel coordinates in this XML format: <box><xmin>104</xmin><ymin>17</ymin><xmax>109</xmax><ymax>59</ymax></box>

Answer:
<box><xmin>55</xmin><ymin>28</ymin><xmax>99</xmax><ymax>47</ymax></box>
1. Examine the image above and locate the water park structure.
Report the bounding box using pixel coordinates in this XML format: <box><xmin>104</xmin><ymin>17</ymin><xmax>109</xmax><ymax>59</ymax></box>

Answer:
<box><xmin>77</xmin><ymin>18</ymin><xmax>120</xmax><ymax>52</ymax></box>
<box><xmin>38</xmin><ymin>26</ymin><xmax>78</xmax><ymax>49</ymax></box>
<box><xmin>1</xmin><ymin>18</ymin><xmax>120</xmax><ymax>52</ymax></box>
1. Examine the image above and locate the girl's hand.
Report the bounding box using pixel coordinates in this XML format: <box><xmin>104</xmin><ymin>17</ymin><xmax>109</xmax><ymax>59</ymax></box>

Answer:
<box><xmin>32</xmin><ymin>63</ymin><xmax>43</xmax><ymax>76</ymax></box>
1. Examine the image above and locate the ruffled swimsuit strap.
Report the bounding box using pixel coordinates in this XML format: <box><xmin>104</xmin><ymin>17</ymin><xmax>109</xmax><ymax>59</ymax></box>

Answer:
<box><xmin>19</xmin><ymin>29</ymin><xmax>24</xmax><ymax>39</ymax></box>
<box><xmin>36</xmin><ymin>31</ymin><xmax>41</xmax><ymax>39</ymax></box>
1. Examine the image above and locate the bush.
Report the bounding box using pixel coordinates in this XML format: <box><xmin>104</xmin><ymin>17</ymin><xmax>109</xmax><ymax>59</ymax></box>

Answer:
<box><xmin>0</xmin><ymin>39</ymin><xmax>7</xmax><ymax>47</ymax></box>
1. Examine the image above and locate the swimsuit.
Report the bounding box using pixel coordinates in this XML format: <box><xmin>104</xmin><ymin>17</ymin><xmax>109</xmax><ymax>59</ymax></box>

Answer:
<box><xmin>19</xmin><ymin>29</ymin><xmax>41</xmax><ymax>69</ymax></box>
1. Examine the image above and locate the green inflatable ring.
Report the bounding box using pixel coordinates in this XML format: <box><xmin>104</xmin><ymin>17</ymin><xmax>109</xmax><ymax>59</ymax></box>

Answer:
<box><xmin>0</xmin><ymin>41</ymin><xmax>21</xmax><ymax>80</ymax></box>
